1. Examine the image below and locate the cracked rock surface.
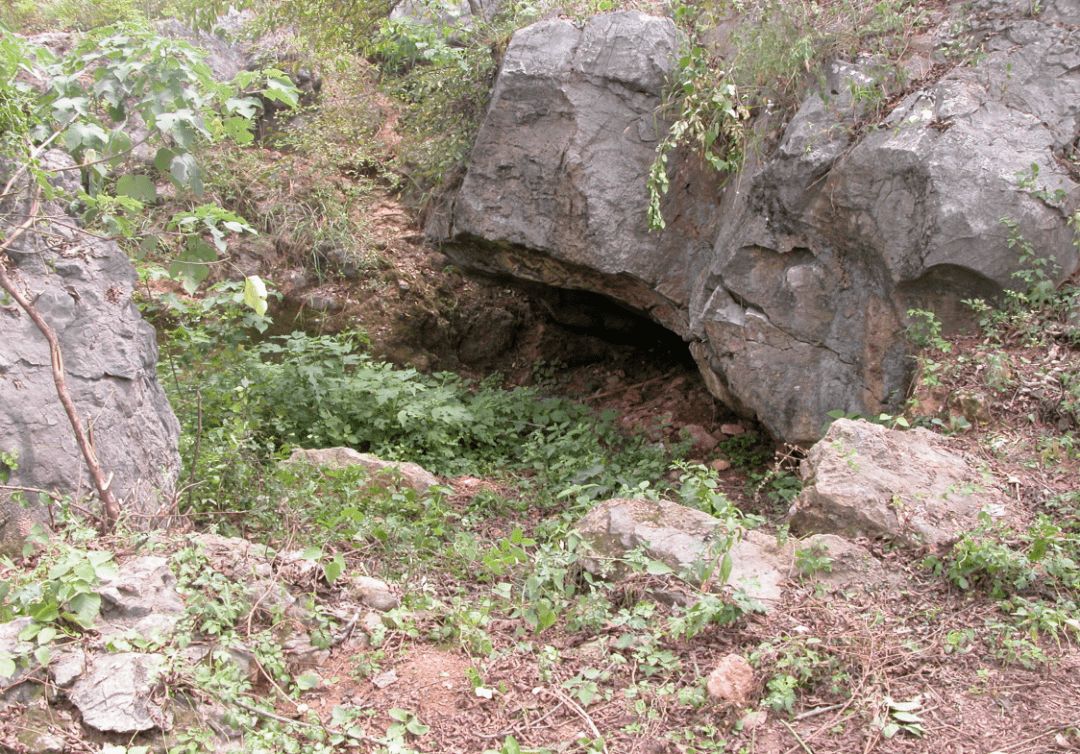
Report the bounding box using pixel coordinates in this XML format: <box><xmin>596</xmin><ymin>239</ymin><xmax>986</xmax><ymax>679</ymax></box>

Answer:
<box><xmin>0</xmin><ymin>152</ymin><xmax>181</xmax><ymax>550</ymax></box>
<box><xmin>435</xmin><ymin>7</ymin><xmax>1080</xmax><ymax>443</ymax></box>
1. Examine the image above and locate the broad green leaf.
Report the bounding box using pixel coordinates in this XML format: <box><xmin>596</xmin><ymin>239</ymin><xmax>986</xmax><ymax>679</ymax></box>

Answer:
<box><xmin>645</xmin><ymin>560</ymin><xmax>674</xmax><ymax>576</ymax></box>
<box><xmin>64</xmin><ymin>121</ymin><xmax>108</xmax><ymax>151</ymax></box>
<box><xmin>169</xmin><ymin>237</ymin><xmax>216</xmax><ymax>293</ymax></box>
<box><xmin>0</xmin><ymin>656</ymin><xmax>16</xmax><ymax>680</ymax></box>
<box><xmin>265</xmin><ymin>75</ymin><xmax>300</xmax><ymax>107</ymax></box>
<box><xmin>28</xmin><ymin>602</ymin><xmax>60</xmax><ymax>623</ymax></box>
<box><xmin>406</xmin><ymin>718</ymin><xmax>430</xmax><ymax>736</ymax></box>
<box><xmin>153</xmin><ymin>146</ymin><xmax>178</xmax><ymax>174</ymax></box>
<box><xmin>117</xmin><ymin>174</ymin><xmax>157</xmax><ymax>203</ymax></box>
<box><xmin>302</xmin><ymin>546</ymin><xmax>323</xmax><ymax>560</ymax></box>
<box><xmin>892</xmin><ymin>711</ymin><xmax>923</xmax><ymax>723</ymax></box>
<box><xmin>243</xmin><ymin>275</ymin><xmax>268</xmax><ymax>316</ymax></box>
<box><xmin>225</xmin><ymin>96</ymin><xmax>259</xmax><ymax>118</ymax></box>
<box><xmin>535</xmin><ymin>602</ymin><xmax>558</xmax><ymax>632</ymax></box>
<box><xmin>33</xmin><ymin>645</ymin><xmax>51</xmax><ymax>666</ymax></box>
<box><xmin>135</xmin><ymin>235</ymin><xmax>159</xmax><ymax>260</ymax></box>
<box><xmin>719</xmin><ymin>552</ymin><xmax>733</xmax><ymax>585</ymax></box>
<box><xmin>167</xmin><ymin>152</ymin><xmax>204</xmax><ymax>196</ymax></box>
<box><xmin>36</xmin><ymin>625</ymin><xmax>57</xmax><ymax>645</ymax></box>
<box><xmin>222</xmin><ymin>115</ymin><xmax>254</xmax><ymax>145</ymax></box>
<box><xmin>509</xmin><ymin>528</ymin><xmax>536</xmax><ymax>547</ymax></box>
<box><xmin>296</xmin><ymin>673</ymin><xmax>321</xmax><ymax>690</ymax></box>
<box><xmin>156</xmin><ymin>109</ymin><xmax>201</xmax><ymax>148</ymax></box>
<box><xmin>324</xmin><ymin>553</ymin><xmax>345</xmax><ymax>583</ymax></box>
<box><xmin>68</xmin><ymin>592</ymin><xmax>102</xmax><ymax>628</ymax></box>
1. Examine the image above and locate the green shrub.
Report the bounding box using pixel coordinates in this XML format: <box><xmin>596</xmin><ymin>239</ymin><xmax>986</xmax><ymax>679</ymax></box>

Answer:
<box><xmin>158</xmin><ymin>291</ymin><xmax>683</xmax><ymax>522</ymax></box>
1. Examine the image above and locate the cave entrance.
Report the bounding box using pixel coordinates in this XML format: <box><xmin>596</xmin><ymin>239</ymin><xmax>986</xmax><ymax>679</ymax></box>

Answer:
<box><xmin>519</xmin><ymin>284</ymin><xmax>698</xmax><ymax>378</ymax></box>
<box><xmin>453</xmin><ymin>281</ymin><xmax>743</xmax><ymax>442</ymax></box>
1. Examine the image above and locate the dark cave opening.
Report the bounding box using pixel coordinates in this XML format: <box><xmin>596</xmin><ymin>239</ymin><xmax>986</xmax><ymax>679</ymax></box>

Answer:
<box><xmin>509</xmin><ymin>283</ymin><xmax>700</xmax><ymax>381</ymax></box>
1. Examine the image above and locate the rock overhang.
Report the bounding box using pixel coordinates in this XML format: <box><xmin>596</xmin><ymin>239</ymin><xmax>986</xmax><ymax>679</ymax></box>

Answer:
<box><xmin>435</xmin><ymin>7</ymin><xmax>1080</xmax><ymax>445</ymax></box>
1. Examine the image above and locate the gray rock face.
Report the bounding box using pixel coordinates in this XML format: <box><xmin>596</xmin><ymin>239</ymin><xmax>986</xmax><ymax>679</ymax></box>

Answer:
<box><xmin>788</xmin><ymin>419</ymin><xmax>1012</xmax><ymax>548</ymax></box>
<box><xmin>435</xmin><ymin>11</ymin><xmax>722</xmax><ymax>338</ymax></box>
<box><xmin>96</xmin><ymin>556</ymin><xmax>186</xmax><ymax>640</ymax></box>
<box><xmin>0</xmin><ymin>152</ymin><xmax>181</xmax><ymax>537</ymax></box>
<box><xmin>437</xmin><ymin>9</ymin><xmax>1080</xmax><ymax>443</ymax></box>
<box><xmin>69</xmin><ymin>653</ymin><xmax>167</xmax><ymax>732</ymax></box>
<box><xmin>0</xmin><ymin>617</ymin><xmax>40</xmax><ymax>708</ymax></box>
<box><xmin>575</xmin><ymin>497</ymin><xmax>789</xmax><ymax>607</ymax></box>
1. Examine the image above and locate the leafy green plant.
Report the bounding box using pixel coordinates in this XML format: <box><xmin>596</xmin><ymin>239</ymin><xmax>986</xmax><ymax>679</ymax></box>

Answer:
<box><xmin>924</xmin><ymin>514</ymin><xmax>1080</xmax><ymax>598</ymax></box>
<box><xmin>0</xmin><ymin>540</ymin><xmax>118</xmax><ymax>672</ymax></box>
<box><xmin>873</xmin><ymin>695</ymin><xmax>926</xmax><ymax>739</ymax></box>
<box><xmin>648</xmin><ymin>41</ymin><xmax>747</xmax><ymax>230</ymax></box>
<box><xmin>905</xmin><ymin>309</ymin><xmax>951</xmax><ymax>353</ymax></box>
<box><xmin>386</xmin><ymin>707</ymin><xmax>431</xmax><ymax>739</ymax></box>
<box><xmin>794</xmin><ymin>541</ymin><xmax>834</xmax><ymax>577</ymax></box>
<box><xmin>1</xmin><ymin>21</ymin><xmax>295</xmax><ymax>293</ymax></box>
<box><xmin>752</xmin><ymin>634</ymin><xmax>849</xmax><ymax>716</ymax></box>
<box><xmin>1001</xmin><ymin>216</ymin><xmax>1062</xmax><ymax>313</ymax></box>
<box><xmin>650</xmin><ymin>0</ymin><xmax>926</xmax><ymax>227</ymax></box>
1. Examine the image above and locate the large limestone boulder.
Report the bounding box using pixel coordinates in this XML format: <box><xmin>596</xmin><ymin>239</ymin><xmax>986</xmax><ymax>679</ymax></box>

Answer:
<box><xmin>434</xmin><ymin>11</ymin><xmax>723</xmax><ymax>338</ymax></box>
<box><xmin>788</xmin><ymin>419</ymin><xmax>1013</xmax><ymax>548</ymax></box>
<box><xmin>437</xmin><ymin>7</ymin><xmax>1080</xmax><ymax>444</ymax></box>
<box><xmin>693</xmin><ymin>11</ymin><xmax>1080</xmax><ymax>442</ymax></box>
<box><xmin>575</xmin><ymin>497</ymin><xmax>893</xmax><ymax>609</ymax></box>
<box><xmin>0</xmin><ymin>151</ymin><xmax>181</xmax><ymax>545</ymax></box>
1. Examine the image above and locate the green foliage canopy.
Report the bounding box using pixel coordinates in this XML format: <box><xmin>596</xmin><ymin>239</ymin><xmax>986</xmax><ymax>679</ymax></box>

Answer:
<box><xmin>0</xmin><ymin>20</ymin><xmax>296</xmax><ymax>297</ymax></box>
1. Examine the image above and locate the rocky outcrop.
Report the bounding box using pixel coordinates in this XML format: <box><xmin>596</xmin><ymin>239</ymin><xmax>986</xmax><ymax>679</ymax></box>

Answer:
<box><xmin>432</xmin><ymin>11</ymin><xmax>721</xmax><ymax>339</ymax></box>
<box><xmin>0</xmin><ymin>152</ymin><xmax>181</xmax><ymax>547</ymax></box>
<box><xmin>0</xmin><ymin>538</ymin><xmax>391</xmax><ymax>747</ymax></box>
<box><xmin>435</xmin><ymin>7</ymin><xmax>1080</xmax><ymax>444</ymax></box>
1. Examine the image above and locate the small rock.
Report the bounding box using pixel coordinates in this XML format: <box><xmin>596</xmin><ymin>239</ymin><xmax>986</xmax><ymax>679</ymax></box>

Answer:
<box><xmin>680</xmin><ymin>424</ymin><xmax>719</xmax><ymax>455</ymax></box>
<box><xmin>576</xmin><ymin>498</ymin><xmax>790</xmax><ymax>607</ymax></box>
<box><xmin>711</xmin><ymin>458</ymin><xmax>732</xmax><ymax>472</ymax></box>
<box><xmin>15</xmin><ymin>705</ymin><xmax>70</xmax><ymax>754</ymax></box>
<box><xmin>1</xmin><ymin>617</ymin><xmax>43</xmax><ymax>707</ymax></box>
<box><xmin>361</xmin><ymin>612</ymin><xmax>386</xmax><ymax>635</ymax></box>
<box><xmin>283</xmin><ymin>637</ymin><xmax>330</xmax><ymax>668</ymax></box>
<box><xmin>69</xmin><ymin>653</ymin><xmax>167</xmax><ymax>733</ymax></box>
<box><xmin>324</xmin><ymin>248</ymin><xmax>360</xmax><ymax>280</ymax></box>
<box><xmin>300</xmin><ymin>292</ymin><xmax>342</xmax><ymax>312</ymax></box>
<box><xmin>50</xmin><ymin>652</ymin><xmax>85</xmax><ymax>688</ymax></box>
<box><xmin>96</xmin><ymin>557</ymin><xmax>185</xmax><ymax>641</ymax></box>
<box><xmin>720</xmin><ymin>423</ymin><xmax>745</xmax><ymax>436</ymax></box>
<box><xmin>949</xmin><ymin>390</ymin><xmax>990</xmax><ymax>426</ymax></box>
<box><xmin>426</xmin><ymin>252</ymin><xmax>451</xmax><ymax>271</ymax></box>
<box><xmin>287</xmin><ymin>447</ymin><xmax>439</xmax><ymax>494</ymax></box>
<box><xmin>789</xmin><ymin>419</ymin><xmax>1013</xmax><ymax>548</ymax></box>
<box><xmin>347</xmin><ymin>576</ymin><xmax>400</xmax><ymax>611</ymax></box>
<box><xmin>740</xmin><ymin>709</ymin><xmax>768</xmax><ymax>730</ymax></box>
<box><xmin>706</xmin><ymin>654</ymin><xmax>754</xmax><ymax>704</ymax></box>
<box><xmin>372</xmin><ymin>669</ymin><xmax>398</xmax><ymax>689</ymax></box>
